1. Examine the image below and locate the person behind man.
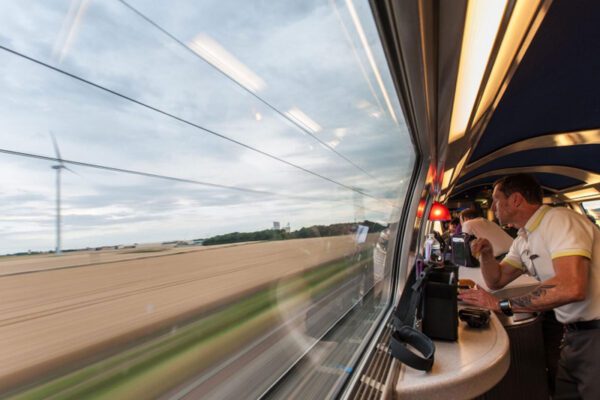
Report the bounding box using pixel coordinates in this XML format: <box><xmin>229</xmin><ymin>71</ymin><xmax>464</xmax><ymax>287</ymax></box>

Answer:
<box><xmin>450</xmin><ymin>217</ymin><xmax>461</xmax><ymax>235</ymax></box>
<box><xmin>442</xmin><ymin>217</ymin><xmax>461</xmax><ymax>248</ymax></box>
<box><xmin>460</xmin><ymin>208</ymin><xmax>513</xmax><ymax>258</ymax></box>
<box><xmin>458</xmin><ymin>174</ymin><xmax>600</xmax><ymax>399</ymax></box>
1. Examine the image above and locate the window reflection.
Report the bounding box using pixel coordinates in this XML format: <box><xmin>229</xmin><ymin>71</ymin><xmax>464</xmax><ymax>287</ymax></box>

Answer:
<box><xmin>0</xmin><ymin>1</ymin><xmax>414</xmax><ymax>398</ymax></box>
<box><xmin>582</xmin><ymin>200</ymin><xmax>600</xmax><ymax>227</ymax></box>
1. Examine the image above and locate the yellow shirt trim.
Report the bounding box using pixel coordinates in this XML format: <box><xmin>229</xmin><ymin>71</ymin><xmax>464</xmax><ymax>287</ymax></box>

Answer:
<box><xmin>551</xmin><ymin>249</ymin><xmax>592</xmax><ymax>260</ymax></box>
<box><xmin>502</xmin><ymin>257</ymin><xmax>524</xmax><ymax>270</ymax></box>
<box><xmin>526</xmin><ymin>205</ymin><xmax>551</xmax><ymax>233</ymax></box>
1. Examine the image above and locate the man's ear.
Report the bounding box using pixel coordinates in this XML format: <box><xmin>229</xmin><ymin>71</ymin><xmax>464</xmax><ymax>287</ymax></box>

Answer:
<box><xmin>510</xmin><ymin>192</ymin><xmax>525</xmax><ymax>207</ymax></box>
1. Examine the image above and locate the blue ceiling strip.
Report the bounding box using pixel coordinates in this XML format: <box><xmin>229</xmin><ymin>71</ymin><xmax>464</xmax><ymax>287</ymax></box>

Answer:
<box><xmin>461</xmin><ymin>144</ymin><xmax>600</xmax><ymax>183</ymax></box>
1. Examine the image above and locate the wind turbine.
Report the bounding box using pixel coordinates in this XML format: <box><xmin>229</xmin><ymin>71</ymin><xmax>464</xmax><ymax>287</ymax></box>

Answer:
<box><xmin>49</xmin><ymin>132</ymin><xmax>77</xmax><ymax>255</ymax></box>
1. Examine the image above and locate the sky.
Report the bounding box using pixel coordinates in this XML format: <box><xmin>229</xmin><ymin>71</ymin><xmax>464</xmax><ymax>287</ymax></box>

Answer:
<box><xmin>0</xmin><ymin>0</ymin><xmax>416</xmax><ymax>254</ymax></box>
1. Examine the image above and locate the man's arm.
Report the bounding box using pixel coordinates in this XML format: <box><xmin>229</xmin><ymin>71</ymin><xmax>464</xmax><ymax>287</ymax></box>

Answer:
<box><xmin>471</xmin><ymin>238</ymin><xmax>523</xmax><ymax>289</ymax></box>
<box><xmin>459</xmin><ymin>255</ymin><xmax>589</xmax><ymax>312</ymax></box>
<box><xmin>509</xmin><ymin>255</ymin><xmax>589</xmax><ymax>312</ymax></box>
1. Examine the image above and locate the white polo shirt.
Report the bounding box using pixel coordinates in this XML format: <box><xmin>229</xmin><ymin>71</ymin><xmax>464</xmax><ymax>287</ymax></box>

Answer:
<box><xmin>502</xmin><ymin>205</ymin><xmax>600</xmax><ymax>323</ymax></box>
<box><xmin>462</xmin><ymin>217</ymin><xmax>513</xmax><ymax>257</ymax></box>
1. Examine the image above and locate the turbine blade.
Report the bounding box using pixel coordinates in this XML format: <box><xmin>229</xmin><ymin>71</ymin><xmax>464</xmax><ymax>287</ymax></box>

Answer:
<box><xmin>49</xmin><ymin>131</ymin><xmax>63</xmax><ymax>163</ymax></box>
<box><xmin>64</xmin><ymin>165</ymin><xmax>82</xmax><ymax>177</ymax></box>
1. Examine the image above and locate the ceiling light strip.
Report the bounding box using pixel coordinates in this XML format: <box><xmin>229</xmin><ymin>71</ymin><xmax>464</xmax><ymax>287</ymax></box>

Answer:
<box><xmin>472</xmin><ymin>0</ymin><xmax>541</xmax><ymax>126</ymax></box>
<box><xmin>564</xmin><ymin>188</ymin><xmax>600</xmax><ymax>201</ymax></box>
<box><xmin>481</xmin><ymin>0</ymin><xmax>553</xmax><ymax>125</ymax></box>
<box><xmin>448</xmin><ymin>0</ymin><xmax>508</xmax><ymax>144</ymax></box>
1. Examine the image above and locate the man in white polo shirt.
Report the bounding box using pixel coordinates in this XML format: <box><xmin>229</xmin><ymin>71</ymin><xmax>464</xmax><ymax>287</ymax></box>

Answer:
<box><xmin>460</xmin><ymin>208</ymin><xmax>513</xmax><ymax>258</ymax></box>
<box><xmin>458</xmin><ymin>174</ymin><xmax>600</xmax><ymax>399</ymax></box>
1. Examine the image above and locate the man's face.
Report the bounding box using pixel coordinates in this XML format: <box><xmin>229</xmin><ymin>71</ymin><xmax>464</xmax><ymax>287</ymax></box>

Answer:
<box><xmin>491</xmin><ymin>185</ymin><xmax>515</xmax><ymax>225</ymax></box>
<box><xmin>449</xmin><ymin>223</ymin><xmax>458</xmax><ymax>234</ymax></box>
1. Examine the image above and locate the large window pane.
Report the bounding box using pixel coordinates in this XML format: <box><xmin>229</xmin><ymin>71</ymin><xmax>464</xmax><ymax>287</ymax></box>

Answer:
<box><xmin>0</xmin><ymin>1</ymin><xmax>415</xmax><ymax>398</ymax></box>
<box><xmin>582</xmin><ymin>200</ymin><xmax>600</xmax><ymax>227</ymax></box>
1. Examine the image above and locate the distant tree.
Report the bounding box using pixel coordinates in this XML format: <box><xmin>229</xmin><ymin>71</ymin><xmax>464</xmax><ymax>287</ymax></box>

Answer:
<box><xmin>202</xmin><ymin>220</ymin><xmax>388</xmax><ymax>246</ymax></box>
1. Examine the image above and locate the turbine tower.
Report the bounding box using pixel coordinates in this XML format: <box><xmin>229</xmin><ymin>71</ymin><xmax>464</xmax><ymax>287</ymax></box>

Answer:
<box><xmin>50</xmin><ymin>132</ymin><xmax>68</xmax><ymax>255</ymax></box>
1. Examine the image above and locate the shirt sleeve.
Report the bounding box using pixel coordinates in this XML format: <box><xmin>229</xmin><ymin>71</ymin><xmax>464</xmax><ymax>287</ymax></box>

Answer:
<box><xmin>543</xmin><ymin>210</ymin><xmax>593</xmax><ymax>260</ymax></box>
<box><xmin>501</xmin><ymin>238</ymin><xmax>525</xmax><ymax>270</ymax></box>
<box><xmin>462</xmin><ymin>221</ymin><xmax>472</xmax><ymax>235</ymax></box>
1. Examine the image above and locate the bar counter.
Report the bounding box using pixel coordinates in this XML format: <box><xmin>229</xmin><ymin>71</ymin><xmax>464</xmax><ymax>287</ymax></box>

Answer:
<box><xmin>393</xmin><ymin>268</ymin><xmax>539</xmax><ymax>399</ymax></box>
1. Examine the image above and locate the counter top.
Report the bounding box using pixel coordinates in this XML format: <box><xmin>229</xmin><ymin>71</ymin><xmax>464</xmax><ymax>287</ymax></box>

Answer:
<box><xmin>392</xmin><ymin>267</ymin><xmax>540</xmax><ymax>399</ymax></box>
<box><xmin>393</xmin><ymin>312</ymin><xmax>509</xmax><ymax>399</ymax></box>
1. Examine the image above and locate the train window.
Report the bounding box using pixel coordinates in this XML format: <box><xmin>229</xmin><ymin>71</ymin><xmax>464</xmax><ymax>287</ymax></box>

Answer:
<box><xmin>0</xmin><ymin>1</ymin><xmax>415</xmax><ymax>398</ymax></box>
<box><xmin>581</xmin><ymin>200</ymin><xmax>600</xmax><ymax>227</ymax></box>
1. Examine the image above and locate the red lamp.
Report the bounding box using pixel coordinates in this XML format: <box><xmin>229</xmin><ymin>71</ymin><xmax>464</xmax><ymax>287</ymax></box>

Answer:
<box><xmin>429</xmin><ymin>201</ymin><xmax>451</xmax><ymax>221</ymax></box>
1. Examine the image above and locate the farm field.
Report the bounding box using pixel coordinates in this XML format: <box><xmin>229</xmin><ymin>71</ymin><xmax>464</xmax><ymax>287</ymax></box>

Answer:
<box><xmin>0</xmin><ymin>235</ymin><xmax>376</xmax><ymax>394</ymax></box>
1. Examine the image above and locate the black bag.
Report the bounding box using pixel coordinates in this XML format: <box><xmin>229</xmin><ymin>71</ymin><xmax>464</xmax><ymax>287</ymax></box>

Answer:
<box><xmin>389</xmin><ymin>259</ymin><xmax>458</xmax><ymax>371</ymax></box>
<box><xmin>450</xmin><ymin>233</ymin><xmax>480</xmax><ymax>268</ymax></box>
<box><xmin>422</xmin><ymin>264</ymin><xmax>458</xmax><ymax>341</ymax></box>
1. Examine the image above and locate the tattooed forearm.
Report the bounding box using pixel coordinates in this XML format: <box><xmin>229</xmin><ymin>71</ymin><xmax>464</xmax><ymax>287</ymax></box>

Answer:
<box><xmin>511</xmin><ymin>285</ymin><xmax>556</xmax><ymax>308</ymax></box>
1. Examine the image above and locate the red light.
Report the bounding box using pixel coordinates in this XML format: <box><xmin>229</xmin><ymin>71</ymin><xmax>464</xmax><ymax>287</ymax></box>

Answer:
<box><xmin>426</xmin><ymin>164</ymin><xmax>436</xmax><ymax>184</ymax></box>
<box><xmin>416</xmin><ymin>199</ymin><xmax>426</xmax><ymax>218</ymax></box>
<box><xmin>429</xmin><ymin>201</ymin><xmax>451</xmax><ymax>221</ymax></box>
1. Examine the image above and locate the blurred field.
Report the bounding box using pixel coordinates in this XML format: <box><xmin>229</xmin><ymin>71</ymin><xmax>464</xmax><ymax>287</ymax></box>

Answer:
<box><xmin>0</xmin><ymin>242</ymin><xmax>257</xmax><ymax>276</ymax></box>
<box><xmin>0</xmin><ymin>235</ymin><xmax>374</xmax><ymax>394</ymax></box>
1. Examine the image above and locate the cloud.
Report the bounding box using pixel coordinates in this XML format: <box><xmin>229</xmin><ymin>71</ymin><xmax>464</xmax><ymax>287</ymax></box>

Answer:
<box><xmin>0</xmin><ymin>1</ymin><xmax>414</xmax><ymax>254</ymax></box>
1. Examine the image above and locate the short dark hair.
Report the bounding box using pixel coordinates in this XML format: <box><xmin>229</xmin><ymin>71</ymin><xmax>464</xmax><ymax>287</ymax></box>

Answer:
<box><xmin>460</xmin><ymin>208</ymin><xmax>480</xmax><ymax>221</ymax></box>
<box><xmin>450</xmin><ymin>217</ymin><xmax>460</xmax><ymax>226</ymax></box>
<box><xmin>493</xmin><ymin>174</ymin><xmax>543</xmax><ymax>204</ymax></box>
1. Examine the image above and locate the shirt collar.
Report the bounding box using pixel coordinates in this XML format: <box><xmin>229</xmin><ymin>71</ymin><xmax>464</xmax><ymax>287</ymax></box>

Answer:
<box><xmin>523</xmin><ymin>205</ymin><xmax>551</xmax><ymax>234</ymax></box>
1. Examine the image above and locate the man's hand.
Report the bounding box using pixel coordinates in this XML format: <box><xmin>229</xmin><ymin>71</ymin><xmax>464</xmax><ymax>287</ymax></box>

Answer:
<box><xmin>458</xmin><ymin>285</ymin><xmax>500</xmax><ymax>312</ymax></box>
<box><xmin>470</xmin><ymin>238</ymin><xmax>494</xmax><ymax>259</ymax></box>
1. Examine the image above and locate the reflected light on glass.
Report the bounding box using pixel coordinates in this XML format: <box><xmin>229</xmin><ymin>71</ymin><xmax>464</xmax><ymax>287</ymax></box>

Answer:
<box><xmin>327</xmin><ymin>139</ymin><xmax>341</xmax><ymax>148</ymax></box>
<box><xmin>189</xmin><ymin>34</ymin><xmax>266</xmax><ymax>93</ymax></box>
<box><xmin>334</xmin><ymin>128</ymin><xmax>347</xmax><ymax>139</ymax></box>
<box><xmin>416</xmin><ymin>198</ymin><xmax>426</xmax><ymax>218</ymax></box>
<box><xmin>285</xmin><ymin>107</ymin><xmax>322</xmax><ymax>133</ymax></box>
<box><xmin>449</xmin><ymin>0</ymin><xmax>507</xmax><ymax>143</ymax></box>
<box><xmin>345</xmin><ymin>0</ymin><xmax>398</xmax><ymax>124</ymax></box>
<box><xmin>52</xmin><ymin>0</ymin><xmax>91</xmax><ymax>63</ymax></box>
<box><xmin>473</xmin><ymin>0</ymin><xmax>541</xmax><ymax>126</ymax></box>
<box><xmin>442</xmin><ymin>167</ymin><xmax>454</xmax><ymax>190</ymax></box>
<box><xmin>356</xmin><ymin>100</ymin><xmax>371</xmax><ymax>109</ymax></box>
<box><xmin>426</xmin><ymin>163</ymin><xmax>436</xmax><ymax>185</ymax></box>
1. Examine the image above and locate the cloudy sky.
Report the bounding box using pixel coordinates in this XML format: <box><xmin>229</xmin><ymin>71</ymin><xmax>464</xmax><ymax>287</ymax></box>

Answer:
<box><xmin>0</xmin><ymin>0</ymin><xmax>416</xmax><ymax>254</ymax></box>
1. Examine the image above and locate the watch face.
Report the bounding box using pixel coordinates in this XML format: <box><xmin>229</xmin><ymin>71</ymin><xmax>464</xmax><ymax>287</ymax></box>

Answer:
<box><xmin>499</xmin><ymin>299</ymin><xmax>513</xmax><ymax>316</ymax></box>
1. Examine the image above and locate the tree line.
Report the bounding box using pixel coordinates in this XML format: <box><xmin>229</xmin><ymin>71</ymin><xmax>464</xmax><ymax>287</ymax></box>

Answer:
<box><xmin>201</xmin><ymin>220</ymin><xmax>386</xmax><ymax>246</ymax></box>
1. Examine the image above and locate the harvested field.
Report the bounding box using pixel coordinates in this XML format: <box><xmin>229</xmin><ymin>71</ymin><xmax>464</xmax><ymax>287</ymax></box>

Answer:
<box><xmin>0</xmin><ymin>235</ymin><xmax>375</xmax><ymax>393</ymax></box>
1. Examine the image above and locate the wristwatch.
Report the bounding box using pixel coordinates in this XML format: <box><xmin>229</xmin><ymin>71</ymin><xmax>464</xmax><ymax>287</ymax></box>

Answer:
<box><xmin>498</xmin><ymin>299</ymin><xmax>514</xmax><ymax>316</ymax></box>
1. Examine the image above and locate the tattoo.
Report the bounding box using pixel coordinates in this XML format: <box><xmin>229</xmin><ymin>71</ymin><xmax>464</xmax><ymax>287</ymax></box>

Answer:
<box><xmin>511</xmin><ymin>284</ymin><xmax>556</xmax><ymax>308</ymax></box>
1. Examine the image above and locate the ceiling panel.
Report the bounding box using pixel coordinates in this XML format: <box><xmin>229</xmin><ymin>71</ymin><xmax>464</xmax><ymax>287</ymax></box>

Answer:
<box><xmin>461</xmin><ymin>144</ymin><xmax>600</xmax><ymax>183</ymax></box>
<box><xmin>454</xmin><ymin>173</ymin><xmax>584</xmax><ymax>198</ymax></box>
<box><xmin>471</xmin><ymin>0</ymin><xmax>600</xmax><ymax>161</ymax></box>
